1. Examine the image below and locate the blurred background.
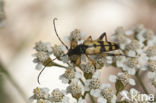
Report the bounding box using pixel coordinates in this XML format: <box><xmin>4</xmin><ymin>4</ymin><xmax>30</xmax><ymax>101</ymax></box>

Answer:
<box><xmin>0</xmin><ymin>0</ymin><xmax>156</xmax><ymax>103</ymax></box>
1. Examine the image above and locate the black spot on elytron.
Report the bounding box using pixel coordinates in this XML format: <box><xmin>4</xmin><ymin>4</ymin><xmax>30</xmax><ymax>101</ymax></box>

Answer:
<box><xmin>108</xmin><ymin>42</ymin><xmax>112</xmax><ymax>51</ymax></box>
<box><xmin>93</xmin><ymin>44</ymin><xmax>97</xmax><ymax>47</ymax></box>
<box><xmin>114</xmin><ymin>44</ymin><xmax>119</xmax><ymax>50</ymax></box>
<box><xmin>100</xmin><ymin>45</ymin><xmax>105</xmax><ymax>52</ymax></box>
<box><xmin>98</xmin><ymin>41</ymin><xmax>106</xmax><ymax>52</ymax></box>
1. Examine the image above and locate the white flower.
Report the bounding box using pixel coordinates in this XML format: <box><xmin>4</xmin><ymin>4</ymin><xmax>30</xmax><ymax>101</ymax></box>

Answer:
<box><xmin>34</xmin><ymin>41</ymin><xmax>52</xmax><ymax>54</ymax></box>
<box><xmin>36</xmin><ymin>99</ymin><xmax>51</xmax><ymax>103</ymax></box>
<box><xmin>33</xmin><ymin>51</ymin><xmax>51</xmax><ymax>70</ymax></box>
<box><xmin>105</xmin><ymin>56</ymin><xmax>113</xmax><ymax>64</ymax></box>
<box><xmin>77</xmin><ymin>98</ymin><xmax>86</xmax><ymax>103</ymax></box>
<box><xmin>126</xmin><ymin>40</ymin><xmax>141</xmax><ymax>51</ymax></box>
<box><xmin>60</xmin><ymin>55</ymin><xmax>70</xmax><ymax>63</ymax></box>
<box><xmin>147</xmin><ymin>72</ymin><xmax>156</xmax><ymax>87</ymax></box>
<box><xmin>147</xmin><ymin>60</ymin><xmax>156</xmax><ymax>72</ymax></box>
<box><xmin>112</xmin><ymin>24</ymin><xmax>156</xmax><ymax>77</ymax></box>
<box><xmin>109</xmin><ymin>72</ymin><xmax>136</xmax><ymax>86</ymax></box>
<box><xmin>50</xmin><ymin>89</ymin><xmax>69</xmax><ymax>103</ymax></box>
<box><xmin>70</xmin><ymin>29</ymin><xmax>82</xmax><ymax>42</ymax></box>
<box><xmin>59</xmin><ymin>68</ymin><xmax>82</xmax><ymax>84</ymax></box>
<box><xmin>80</xmin><ymin>63</ymin><xmax>95</xmax><ymax>74</ymax></box>
<box><xmin>52</xmin><ymin>45</ymin><xmax>66</xmax><ymax>59</ymax></box>
<box><xmin>29</xmin><ymin>87</ymin><xmax>50</xmax><ymax>102</ymax></box>
<box><xmin>109</xmin><ymin>75</ymin><xmax>117</xmax><ymax>83</ymax></box>
<box><xmin>115</xmin><ymin>56</ymin><xmax>126</xmax><ymax>68</ymax></box>
<box><xmin>97</xmin><ymin>97</ymin><xmax>107</xmax><ymax>103</ymax></box>
<box><xmin>128</xmin><ymin>78</ymin><xmax>136</xmax><ymax>86</ymax></box>
<box><xmin>127</xmin><ymin>50</ymin><xmax>137</xmax><ymax>57</ymax></box>
<box><xmin>145</xmin><ymin>46</ymin><xmax>156</xmax><ymax>57</ymax></box>
<box><xmin>143</xmin><ymin>30</ymin><xmax>156</xmax><ymax>46</ymax></box>
<box><xmin>95</xmin><ymin>54</ymin><xmax>113</xmax><ymax>68</ymax></box>
<box><xmin>33</xmin><ymin>52</ymin><xmax>50</xmax><ymax>63</ymax></box>
<box><xmin>66</xmin><ymin>79</ymin><xmax>84</xmax><ymax>99</ymax></box>
<box><xmin>116</xmin><ymin>56</ymin><xmax>148</xmax><ymax>75</ymax></box>
<box><xmin>35</xmin><ymin>63</ymin><xmax>44</xmax><ymax>70</ymax></box>
<box><xmin>97</xmin><ymin>83</ymin><xmax>116</xmax><ymax>103</ymax></box>
<box><xmin>85</xmin><ymin>71</ymin><xmax>101</xmax><ymax>97</ymax></box>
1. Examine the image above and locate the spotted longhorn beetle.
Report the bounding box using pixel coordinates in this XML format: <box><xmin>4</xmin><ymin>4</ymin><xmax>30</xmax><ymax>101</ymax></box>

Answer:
<box><xmin>37</xmin><ymin>18</ymin><xmax>126</xmax><ymax>84</ymax></box>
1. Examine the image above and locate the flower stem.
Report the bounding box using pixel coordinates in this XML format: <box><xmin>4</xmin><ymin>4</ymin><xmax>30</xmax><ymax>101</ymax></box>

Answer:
<box><xmin>135</xmin><ymin>70</ymin><xmax>149</xmax><ymax>94</ymax></box>
<box><xmin>53</xmin><ymin>62</ymin><xmax>68</xmax><ymax>69</ymax></box>
<box><xmin>79</xmin><ymin>78</ymin><xmax>96</xmax><ymax>103</ymax></box>
<box><xmin>0</xmin><ymin>62</ymin><xmax>29</xmax><ymax>103</ymax></box>
<box><xmin>79</xmin><ymin>78</ymin><xmax>85</xmax><ymax>85</ymax></box>
<box><xmin>89</xmin><ymin>93</ymin><xmax>96</xmax><ymax>103</ymax></box>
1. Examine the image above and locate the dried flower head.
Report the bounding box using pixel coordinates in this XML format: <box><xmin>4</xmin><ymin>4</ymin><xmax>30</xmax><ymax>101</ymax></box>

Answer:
<box><xmin>50</xmin><ymin>89</ymin><xmax>64</xmax><ymax>102</ymax></box>
<box><xmin>34</xmin><ymin>41</ymin><xmax>52</xmax><ymax>53</ymax></box>
<box><xmin>29</xmin><ymin>87</ymin><xmax>49</xmax><ymax>101</ymax></box>
<box><xmin>145</xmin><ymin>46</ymin><xmax>156</xmax><ymax>57</ymax></box>
<box><xmin>52</xmin><ymin>45</ymin><xmax>65</xmax><ymax>59</ymax></box>
<box><xmin>67</xmin><ymin>79</ymin><xmax>84</xmax><ymax>99</ymax></box>
<box><xmin>59</xmin><ymin>68</ymin><xmax>82</xmax><ymax>84</ymax></box>
<box><xmin>70</xmin><ymin>29</ymin><xmax>82</xmax><ymax>42</ymax></box>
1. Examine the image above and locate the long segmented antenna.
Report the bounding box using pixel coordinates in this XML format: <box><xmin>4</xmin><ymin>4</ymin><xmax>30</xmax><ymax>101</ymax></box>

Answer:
<box><xmin>37</xmin><ymin>58</ymin><xmax>57</xmax><ymax>84</ymax></box>
<box><xmin>53</xmin><ymin>18</ymin><xmax>69</xmax><ymax>50</ymax></box>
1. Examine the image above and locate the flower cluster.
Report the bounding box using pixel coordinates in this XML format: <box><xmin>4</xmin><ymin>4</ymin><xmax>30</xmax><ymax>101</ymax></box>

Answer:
<box><xmin>29</xmin><ymin>87</ymin><xmax>69</xmax><ymax>103</ymax></box>
<box><xmin>30</xmin><ymin>26</ymin><xmax>156</xmax><ymax>103</ymax></box>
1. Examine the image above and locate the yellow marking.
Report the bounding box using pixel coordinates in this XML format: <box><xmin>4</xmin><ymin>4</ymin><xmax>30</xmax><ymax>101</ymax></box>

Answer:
<box><xmin>85</xmin><ymin>46</ymin><xmax>101</xmax><ymax>55</ymax></box>
<box><xmin>112</xmin><ymin>45</ymin><xmax>115</xmax><ymax>50</ymax></box>
<box><xmin>103</xmin><ymin>41</ymin><xmax>109</xmax><ymax>45</ymax></box>
<box><xmin>83</xmin><ymin>41</ymin><xmax>100</xmax><ymax>46</ymax></box>
<box><xmin>71</xmin><ymin>40</ymin><xmax>77</xmax><ymax>49</ymax></box>
<box><xmin>105</xmin><ymin>46</ymin><xmax>109</xmax><ymax>51</ymax></box>
<box><xmin>85</xmin><ymin>47</ymin><xmax>95</xmax><ymax>54</ymax></box>
<box><xmin>94</xmin><ymin>46</ymin><xmax>101</xmax><ymax>53</ymax></box>
<box><xmin>93</xmin><ymin>41</ymin><xmax>100</xmax><ymax>45</ymax></box>
<box><xmin>76</xmin><ymin>56</ymin><xmax>81</xmax><ymax>65</ymax></box>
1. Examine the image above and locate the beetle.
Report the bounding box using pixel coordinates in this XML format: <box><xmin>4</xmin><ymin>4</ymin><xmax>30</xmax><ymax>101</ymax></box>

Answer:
<box><xmin>52</xmin><ymin>18</ymin><xmax>124</xmax><ymax>65</ymax></box>
<box><xmin>37</xmin><ymin>18</ymin><xmax>125</xmax><ymax>84</ymax></box>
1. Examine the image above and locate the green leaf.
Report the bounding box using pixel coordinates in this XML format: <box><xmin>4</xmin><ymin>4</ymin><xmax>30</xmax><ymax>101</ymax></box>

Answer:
<box><xmin>115</xmin><ymin>79</ymin><xmax>125</xmax><ymax>95</ymax></box>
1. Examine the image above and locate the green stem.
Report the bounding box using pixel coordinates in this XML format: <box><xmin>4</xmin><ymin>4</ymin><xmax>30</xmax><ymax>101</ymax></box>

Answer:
<box><xmin>79</xmin><ymin>78</ymin><xmax>96</xmax><ymax>103</ymax></box>
<box><xmin>0</xmin><ymin>62</ymin><xmax>29</xmax><ymax>103</ymax></box>
<box><xmin>135</xmin><ymin>71</ymin><xmax>148</xmax><ymax>94</ymax></box>
<box><xmin>82</xmin><ymin>91</ymin><xmax>88</xmax><ymax>99</ymax></box>
<box><xmin>53</xmin><ymin>62</ymin><xmax>68</xmax><ymax>69</ymax></box>
<box><xmin>79</xmin><ymin>78</ymin><xmax>85</xmax><ymax>85</ymax></box>
<box><xmin>89</xmin><ymin>93</ymin><xmax>96</xmax><ymax>103</ymax></box>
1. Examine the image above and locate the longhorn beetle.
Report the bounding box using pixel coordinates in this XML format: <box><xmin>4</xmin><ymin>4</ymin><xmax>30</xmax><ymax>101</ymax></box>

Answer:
<box><xmin>37</xmin><ymin>18</ymin><xmax>127</xmax><ymax>84</ymax></box>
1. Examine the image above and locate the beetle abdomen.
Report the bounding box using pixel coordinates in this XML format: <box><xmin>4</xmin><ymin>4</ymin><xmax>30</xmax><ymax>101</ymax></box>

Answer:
<box><xmin>84</xmin><ymin>41</ymin><xmax>119</xmax><ymax>55</ymax></box>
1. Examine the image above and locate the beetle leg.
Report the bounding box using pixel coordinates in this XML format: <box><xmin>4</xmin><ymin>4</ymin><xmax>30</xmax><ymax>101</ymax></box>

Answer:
<box><xmin>97</xmin><ymin>32</ymin><xmax>108</xmax><ymax>41</ymax></box>
<box><xmin>75</xmin><ymin>56</ymin><xmax>81</xmax><ymax>66</ymax></box>
<box><xmin>103</xmin><ymin>53</ymin><xmax>123</xmax><ymax>56</ymax></box>
<box><xmin>86</xmin><ymin>36</ymin><xmax>92</xmax><ymax>41</ymax></box>
<box><xmin>71</xmin><ymin>40</ymin><xmax>78</xmax><ymax>49</ymax></box>
<box><xmin>84</xmin><ymin>36</ymin><xmax>92</xmax><ymax>44</ymax></box>
<box><xmin>85</xmin><ymin>55</ymin><xmax>96</xmax><ymax>65</ymax></box>
<box><xmin>103</xmin><ymin>50</ymin><xmax>127</xmax><ymax>57</ymax></box>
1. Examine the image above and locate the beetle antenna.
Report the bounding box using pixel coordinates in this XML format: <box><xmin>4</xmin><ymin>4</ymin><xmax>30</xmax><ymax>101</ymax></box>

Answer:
<box><xmin>37</xmin><ymin>58</ymin><xmax>57</xmax><ymax>84</ymax></box>
<box><xmin>53</xmin><ymin>18</ymin><xmax>69</xmax><ymax>50</ymax></box>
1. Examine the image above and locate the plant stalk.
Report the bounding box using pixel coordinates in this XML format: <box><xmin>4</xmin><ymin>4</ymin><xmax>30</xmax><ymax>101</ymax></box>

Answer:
<box><xmin>135</xmin><ymin>71</ymin><xmax>148</xmax><ymax>94</ymax></box>
<box><xmin>0</xmin><ymin>62</ymin><xmax>29</xmax><ymax>103</ymax></box>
